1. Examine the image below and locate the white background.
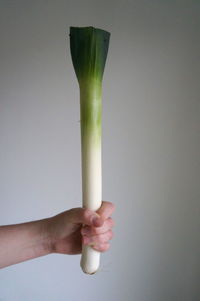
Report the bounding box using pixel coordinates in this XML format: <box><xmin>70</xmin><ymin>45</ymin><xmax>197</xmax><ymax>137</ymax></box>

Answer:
<box><xmin>0</xmin><ymin>1</ymin><xmax>199</xmax><ymax>300</ymax></box>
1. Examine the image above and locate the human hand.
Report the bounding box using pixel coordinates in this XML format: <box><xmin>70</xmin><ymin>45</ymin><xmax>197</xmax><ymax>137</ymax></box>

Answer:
<box><xmin>45</xmin><ymin>201</ymin><xmax>115</xmax><ymax>255</ymax></box>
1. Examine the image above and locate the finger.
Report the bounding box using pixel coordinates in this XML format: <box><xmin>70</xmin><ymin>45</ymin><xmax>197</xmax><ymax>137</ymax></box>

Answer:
<box><xmin>92</xmin><ymin>242</ymin><xmax>110</xmax><ymax>253</ymax></box>
<box><xmin>81</xmin><ymin>217</ymin><xmax>114</xmax><ymax>236</ymax></box>
<box><xmin>83</xmin><ymin>229</ymin><xmax>113</xmax><ymax>245</ymax></box>
<box><xmin>69</xmin><ymin>208</ymin><xmax>101</xmax><ymax>226</ymax></box>
<box><xmin>96</xmin><ymin>201</ymin><xmax>115</xmax><ymax>221</ymax></box>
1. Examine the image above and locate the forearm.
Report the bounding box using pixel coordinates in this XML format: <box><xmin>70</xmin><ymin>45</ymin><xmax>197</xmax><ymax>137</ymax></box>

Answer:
<box><xmin>0</xmin><ymin>219</ymin><xmax>51</xmax><ymax>268</ymax></box>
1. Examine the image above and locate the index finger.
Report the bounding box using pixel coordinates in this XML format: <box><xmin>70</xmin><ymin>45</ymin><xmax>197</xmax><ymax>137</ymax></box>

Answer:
<box><xmin>96</xmin><ymin>201</ymin><xmax>115</xmax><ymax>221</ymax></box>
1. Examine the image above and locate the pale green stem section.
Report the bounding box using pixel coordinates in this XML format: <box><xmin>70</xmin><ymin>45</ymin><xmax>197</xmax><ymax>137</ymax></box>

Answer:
<box><xmin>79</xmin><ymin>79</ymin><xmax>102</xmax><ymax>211</ymax></box>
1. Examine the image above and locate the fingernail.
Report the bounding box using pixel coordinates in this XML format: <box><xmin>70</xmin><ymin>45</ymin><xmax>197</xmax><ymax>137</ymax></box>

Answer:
<box><xmin>90</xmin><ymin>214</ymin><xmax>100</xmax><ymax>225</ymax></box>
<box><xmin>92</xmin><ymin>216</ymin><xmax>100</xmax><ymax>226</ymax></box>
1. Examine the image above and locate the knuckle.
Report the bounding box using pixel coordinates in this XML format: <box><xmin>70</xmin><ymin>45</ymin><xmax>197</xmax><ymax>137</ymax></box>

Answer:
<box><xmin>108</xmin><ymin>229</ymin><xmax>114</xmax><ymax>240</ymax></box>
<box><xmin>107</xmin><ymin>201</ymin><xmax>115</xmax><ymax>212</ymax></box>
<box><xmin>108</xmin><ymin>217</ymin><xmax>115</xmax><ymax>227</ymax></box>
<box><xmin>101</xmin><ymin>243</ymin><xmax>110</xmax><ymax>252</ymax></box>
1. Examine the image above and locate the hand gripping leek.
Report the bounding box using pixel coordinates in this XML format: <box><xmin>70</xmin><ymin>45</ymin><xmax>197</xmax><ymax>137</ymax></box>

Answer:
<box><xmin>69</xmin><ymin>26</ymin><xmax>110</xmax><ymax>274</ymax></box>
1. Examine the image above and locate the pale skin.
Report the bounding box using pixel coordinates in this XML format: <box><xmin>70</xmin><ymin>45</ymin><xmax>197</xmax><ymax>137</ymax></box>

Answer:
<box><xmin>0</xmin><ymin>201</ymin><xmax>115</xmax><ymax>269</ymax></box>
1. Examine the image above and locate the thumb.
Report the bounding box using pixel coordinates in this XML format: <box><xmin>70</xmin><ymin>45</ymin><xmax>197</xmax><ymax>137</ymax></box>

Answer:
<box><xmin>69</xmin><ymin>208</ymin><xmax>103</xmax><ymax>227</ymax></box>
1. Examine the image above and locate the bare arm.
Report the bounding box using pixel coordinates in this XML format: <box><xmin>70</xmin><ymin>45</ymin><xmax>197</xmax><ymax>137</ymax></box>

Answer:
<box><xmin>0</xmin><ymin>201</ymin><xmax>115</xmax><ymax>269</ymax></box>
<box><xmin>0</xmin><ymin>219</ymin><xmax>50</xmax><ymax>268</ymax></box>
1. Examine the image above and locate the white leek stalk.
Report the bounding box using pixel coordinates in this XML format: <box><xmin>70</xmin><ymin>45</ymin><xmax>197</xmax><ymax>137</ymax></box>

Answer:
<box><xmin>69</xmin><ymin>26</ymin><xmax>110</xmax><ymax>274</ymax></box>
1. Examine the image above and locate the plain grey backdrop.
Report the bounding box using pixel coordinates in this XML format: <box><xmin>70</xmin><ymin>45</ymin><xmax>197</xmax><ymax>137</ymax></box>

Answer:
<box><xmin>0</xmin><ymin>0</ymin><xmax>199</xmax><ymax>300</ymax></box>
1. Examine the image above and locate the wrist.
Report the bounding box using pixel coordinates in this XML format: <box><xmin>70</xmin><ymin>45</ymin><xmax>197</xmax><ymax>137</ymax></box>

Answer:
<box><xmin>39</xmin><ymin>218</ymin><xmax>54</xmax><ymax>255</ymax></box>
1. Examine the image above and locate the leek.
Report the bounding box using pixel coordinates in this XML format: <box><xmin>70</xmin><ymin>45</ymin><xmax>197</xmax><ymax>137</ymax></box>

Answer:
<box><xmin>69</xmin><ymin>26</ymin><xmax>110</xmax><ymax>274</ymax></box>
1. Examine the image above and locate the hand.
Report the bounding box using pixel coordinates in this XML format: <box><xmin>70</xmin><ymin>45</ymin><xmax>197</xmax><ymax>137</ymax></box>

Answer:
<box><xmin>46</xmin><ymin>201</ymin><xmax>115</xmax><ymax>255</ymax></box>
